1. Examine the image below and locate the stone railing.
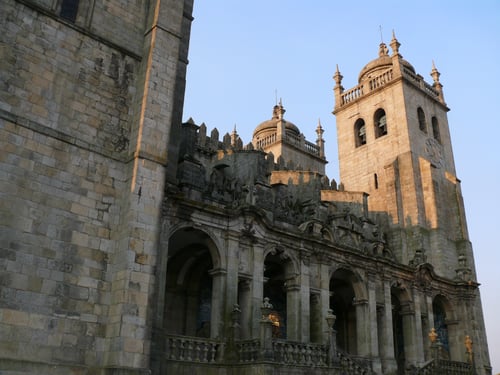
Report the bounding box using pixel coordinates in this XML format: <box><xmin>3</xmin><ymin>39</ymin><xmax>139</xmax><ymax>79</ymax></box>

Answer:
<box><xmin>340</xmin><ymin>85</ymin><xmax>364</xmax><ymax>106</ymax></box>
<box><xmin>338</xmin><ymin>64</ymin><xmax>442</xmax><ymax>109</ymax></box>
<box><xmin>272</xmin><ymin>340</ymin><xmax>328</xmax><ymax>367</ymax></box>
<box><xmin>255</xmin><ymin>133</ymin><xmax>277</xmax><ymax>149</ymax></box>
<box><xmin>285</xmin><ymin>133</ymin><xmax>321</xmax><ymax>157</ymax></box>
<box><xmin>401</xmin><ymin>67</ymin><xmax>439</xmax><ymax>99</ymax></box>
<box><xmin>163</xmin><ymin>333</ymin><xmax>375</xmax><ymax>375</ymax></box>
<box><xmin>415</xmin><ymin>359</ymin><xmax>472</xmax><ymax>375</ymax></box>
<box><xmin>236</xmin><ymin>339</ymin><xmax>260</xmax><ymax>362</ymax></box>
<box><xmin>368</xmin><ymin>69</ymin><xmax>393</xmax><ymax>90</ymax></box>
<box><xmin>337</xmin><ymin>350</ymin><xmax>375</xmax><ymax>375</ymax></box>
<box><xmin>165</xmin><ymin>334</ymin><xmax>223</xmax><ymax>363</ymax></box>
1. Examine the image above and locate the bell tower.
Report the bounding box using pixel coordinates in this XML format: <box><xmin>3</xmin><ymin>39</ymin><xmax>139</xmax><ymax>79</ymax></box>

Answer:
<box><xmin>333</xmin><ymin>33</ymin><xmax>472</xmax><ymax>278</ymax></box>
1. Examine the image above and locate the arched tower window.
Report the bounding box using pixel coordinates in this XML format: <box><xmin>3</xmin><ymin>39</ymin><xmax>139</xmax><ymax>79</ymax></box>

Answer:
<box><xmin>354</xmin><ymin>119</ymin><xmax>366</xmax><ymax>147</ymax></box>
<box><xmin>432</xmin><ymin>116</ymin><xmax>441</xmax><ymax>143</ymax></box>
<box><xmin>374</xmin><ymin>108</ymin><xmax>387</xmax><ymax>138</ymax></box>
<box><xmin>417</xmin><ymin>107</ymin><xmax>427</xmax><ymax>133</ymax></box>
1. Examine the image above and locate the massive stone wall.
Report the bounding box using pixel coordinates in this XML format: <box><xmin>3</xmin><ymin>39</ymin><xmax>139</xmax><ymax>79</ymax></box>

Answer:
<box><xmin>0</xmin><ymin>0</ymin><xmax>193</xmax><ymax>373</ymax></box>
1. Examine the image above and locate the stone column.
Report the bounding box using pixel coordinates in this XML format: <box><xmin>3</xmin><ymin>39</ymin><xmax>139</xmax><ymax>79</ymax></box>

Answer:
<box><xmin>225</xmin><ymin>234</ymin><xmax>240</xmax><ymax>336</ymax></box>
<box><xmin>208</xmin><ymin>268</ymin><xmax>227</xmax><ymax>339</ymax></box>
<box><xmin>286</xmin><ymin>279</ymin><xmax>301</xmax><ymax>341</ymax></box>
<box><xmin>326</xmin><ymin>309</ymin><xmax>339</xmax><ymax>365</ymax></box>
<box><xmin>412</xmin><ymin>287</ymin><xmax>425</xmax><ymax>365</ymax></box>
<box><xmin>368</xmin><ymin>274</ymin><xmax>381</xmax><ymax>373</ymax></box>
<box><xmin>319</xmin><ymin>262</ymin><xmax>331</xmax><ymax>345</ymax></box>
<box><xmin>251</xmin><ymin>242</ymin><xmax>265</xmax><ymax>339</ymax></box>
<box><xmin>300</xmin><ymin>256</ymin><xmax>311</xmax><ymax>342</ymax></box>
<box><xmin>354</xmin><ymin>298</ymin><xmax>369</xmax><ymax>356</ymax></box>
<box><xmin>238</xmin><ymin>279</ymin><xmax>252</xmax><ymax>339</ymax></box>
<box><xmin>380</xmin><ymin>276</ymin><xmax>397</xmax><ymax>374</ymax></box>
<box><xmin>401</xmin><ymin>302</ymin><xmax>418</xmax><ymax>366</ymax></box>
<box><xmin>260</xmin><ymin>298</ymin><xmax>274</xmax><ymax>360</ymax></box>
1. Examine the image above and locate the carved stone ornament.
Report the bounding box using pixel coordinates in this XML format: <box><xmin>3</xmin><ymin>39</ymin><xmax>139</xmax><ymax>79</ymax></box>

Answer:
<box><xmin>425</xmin><ymin>138</ymin><xmax>443</xmax><ymax>168</ymax></box>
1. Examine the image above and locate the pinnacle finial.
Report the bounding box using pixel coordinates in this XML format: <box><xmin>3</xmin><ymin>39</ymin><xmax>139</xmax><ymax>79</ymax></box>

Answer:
<box><xmin>390</xmin><ymin>30</ymin><xmax>401</xmax><ymax>56</ymax></box>
<box><xmin>430</xmin><ymin>60</ymin><xmax>441</xmax><ymax>83</ymax></box>
<box><xmin>334</xmin><ymin>64</ymin><xmax>343</xmax><ymax>86</ymax></box>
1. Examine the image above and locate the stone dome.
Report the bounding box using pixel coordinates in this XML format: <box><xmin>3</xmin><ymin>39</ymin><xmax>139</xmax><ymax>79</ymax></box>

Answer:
<box><xmin>253</xmin><ymin>103</ymin><xmax>300</xmax><ymax>139</ymax></box>
<box><xmin>358</xmin><ymin>42</ymin><xmax>415</xmax><ymax>83</ymax></box>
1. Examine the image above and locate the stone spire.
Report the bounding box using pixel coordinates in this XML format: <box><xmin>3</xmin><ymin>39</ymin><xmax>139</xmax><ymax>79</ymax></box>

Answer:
<box><xmin>390</xmin><ymin>30</ymin><xmax>402</xmax><ymax>77</ymax></box>
<box><xmin>430</xmin><ymin>60</ymin><xmax>446</xmax><ymax>104</ymax></box>
<box><xmin>231</xmin><ymin>124</ymin><xmax>239</xmax><ymax>147</ymax></box>
<box><xmin>390</xmin><ymin>30</ymin><xmax>401</xmax><ymax>56</ymax></box>
<box><xmin>275</xmin><ymin>99</ymin><xmax>286</xmax><ymax>140</ymax></box>
<box><xmin>316</xmin><ymin>119</ymin><xmax>325</xmax><ymax>159</ymax></box>
<box><xmin>333</xmin><ymin>65</ymin><xmax>344</xmax><ymax>110</ymax></box>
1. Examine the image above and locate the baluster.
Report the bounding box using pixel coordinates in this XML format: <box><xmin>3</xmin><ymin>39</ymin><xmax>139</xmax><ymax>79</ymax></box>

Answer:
<box><xmin>179</xmin><ymin>339</ymin><xmax>185</xmax><ymax>361</ymax></box>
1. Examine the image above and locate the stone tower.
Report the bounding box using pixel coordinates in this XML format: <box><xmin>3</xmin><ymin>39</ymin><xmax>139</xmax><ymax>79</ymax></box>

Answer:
<box><xmin>0</xmin><ymin>1</ymin><xmax>491</xmax><ymax>374</ymax></box>
<box><xmin>333</xmin><ymin>32</ymin><xmax>490</xmax><ymax>371</ymax></box>
<box><xmin>334</xmin><ymin>33</ymin><xmax>468</xmax><ymax>276</ymax></box>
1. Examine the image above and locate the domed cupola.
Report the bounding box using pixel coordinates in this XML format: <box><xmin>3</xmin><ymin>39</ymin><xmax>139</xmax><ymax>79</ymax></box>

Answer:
<box><xmin>358</xmin><ymin>36</ymin><xmax>415</xmax><ymax>84</ymax></box>
<box><xmin>253</xmin><ymin>101</ymin><xmax>300</xmax><ymax>140</ymax></box>
<box><xmin>251</xmin><ymin>100</ymin><xmax>327</xmax><ymax>175</ymax></box>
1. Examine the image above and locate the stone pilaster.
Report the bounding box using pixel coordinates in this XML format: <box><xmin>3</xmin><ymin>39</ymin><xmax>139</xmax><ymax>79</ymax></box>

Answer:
<box><xmin>380</xmin><ymin>276</ymin><xmax>397</xmax><ymax>373</ymax></box>
<box><xmin>368</xmin><ymin>274</ymin><xmax>381</xmax><ymax>373</ymax></box>
<box><xmin>354</xmin><ymin>298</ymin><xmax>369</xmax><ymax>356</ymax></box>
<box><xmin>208</xmin><ymin>268</ymin><xmax>227</xmax><ymax>339</ymax></box>
<box><xmin>251</xmin><ymin>242</ymin><xmax>265</xmax><ymax>339</ymax></box>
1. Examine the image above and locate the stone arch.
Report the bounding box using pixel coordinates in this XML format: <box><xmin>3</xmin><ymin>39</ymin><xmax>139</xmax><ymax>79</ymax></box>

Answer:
<box><xmin>354</xmin><ymin>118</ymin><xmax>367</xmax><ymax>147</ymax></box>
<box><xmin>161</xmin><ymin>226</ymin><xmax>224</xmax><ymax>339</ymax></box>
<box><xmin>390</xmin><ymin>280</ymin><xmax>414</xmax><ymax>373</ymax></box>
<box><xmin>432</xmin><ymin>293</ymin><xmax>458</xmax><ymax>360</ymax></box>
<box><xmin>262</xmin><ymin>244</ymin><xmax>300</xmax><ymax>340</ymax></box>
<box><xmin>164</xmin><ymin>222</ymin><xmax>225</xmax><ymax>269</ymax></box>
<box><xmin>329</xmin><ymin>265</ymin><xmax>368</xmax><ymax>355</ymax></box>
<box><xmin>374</xmin><ymin>108</ymin><xmax>387</xmax><ymax>138</ymax></box>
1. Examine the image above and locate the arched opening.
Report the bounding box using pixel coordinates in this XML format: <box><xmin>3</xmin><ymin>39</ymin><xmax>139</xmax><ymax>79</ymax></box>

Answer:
<box><xmin>417</xmin><ymin>107</ymin><xmax>427</xmax><ymax>133</ymax></box>
<box><xmin>432</xmin><ymin>295</ymin><xmax>451</xmax><ymax>359</ymax></box>
<box><xmin>264</xmin><ymin>252</ymin><xmax>288</xmax><ymax>339</ymax></box>
<box><xmin>163</xmin><ymin>228</ymin><xmax>219</xmax><ymax>338</ymax></box>
<box><xmin>374</xmin><ymin>108</ymin><xmax>387</xmax><ymax>138</ymax></box>
<box><xmin>354</xmin><ymin>119</ymin><xmax>367</xmax><ymax>147</ymax></box>
<box><xmin>391</xmin><ymin>292</ymin><xmax>406</xmax><ymax>375</ymax></box>
<box><xmin>330</xmin><ymin>269</ymin><xmax>358</xmax><ymax>354</ymax></box>
<box><xmin>432</xmin><ymin>116</ymin><xmax>441</xmax><ymax>143</ymax></box>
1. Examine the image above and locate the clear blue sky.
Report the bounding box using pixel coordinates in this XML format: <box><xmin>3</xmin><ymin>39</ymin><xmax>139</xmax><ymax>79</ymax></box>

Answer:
<box><xmin>183</xmin><ymin>1</ymin><xmax>500</xmax><ymax>372</ymax></box>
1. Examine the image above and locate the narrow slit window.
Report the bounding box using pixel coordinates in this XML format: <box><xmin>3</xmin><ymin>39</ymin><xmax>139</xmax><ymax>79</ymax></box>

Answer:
<box><xmin>432</xmin><ymin>116</ymin><xmax>441</xmax><ymax>143</ymax></box>
<box><xmin>417</xmin><ymin>107</ymin><xmax>427</xmax><ymax>133</ymax></box>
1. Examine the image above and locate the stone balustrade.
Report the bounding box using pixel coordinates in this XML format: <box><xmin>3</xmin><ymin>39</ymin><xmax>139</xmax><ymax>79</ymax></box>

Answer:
<box><xmin>255</xmin><ymin>133</ymin><xmax>277</xmax><ymax>149</ymax></box>
<box><xmin>415</xmin><ymin>359</ymin><xmax>473</xmax><ymax>375</ymax></box>
<box><xmin>340</xmin><ymin>85</ymin><xmax>365</xmax><ymax>106</ymax></box>
<box><xmin>338</xmin><ymin>66</ymin><xmax>440</xmax><ymax>109</ymax></box>
<box><xmin>236</xmin><ymin>339</ymin><xmax>260</xmax><ymax>362</ymax></box>
<box><xmin>165</xmin><ymin>334</ymin><xmax>223</xmax><ymax>363</ymax></box>
<box><xmin>272</xmin><ymin>340</ymin><xmax>328</xmax><ymax>367</ymax></box>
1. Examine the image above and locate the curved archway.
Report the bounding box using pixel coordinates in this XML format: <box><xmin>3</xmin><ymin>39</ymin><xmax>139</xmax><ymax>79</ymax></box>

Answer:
<box><xmin>163</xmin><ymin>227</ymin><xmax>222</xmax><ymax>338</ymax></box>
<box><xmin>390</xmin><ymin>282</ymin><xmax>414</xmax><ymax>374</ymax></box>
<box><xmin>262</xmin><ymin>247</ymin><xmax>298</xmax><ymax>340</ymax></box>
<box><xmin>432</xmin><ymin>294</ymin><xmax>457</xmax><ymax>360</ymax></box>
<box><xmin>374</xmin><ymin>108</ymin><xmax>387</xmax><ymax>138</ymax></box>
<box><xmin>354</xmin><ymin>118</ymin><xmax>367</xmax><ymax>147</ymax></box>
<box><xmin>329</xmin><ymin>267</ymin><xmax>367</xmax><ymax>355</ymax></box>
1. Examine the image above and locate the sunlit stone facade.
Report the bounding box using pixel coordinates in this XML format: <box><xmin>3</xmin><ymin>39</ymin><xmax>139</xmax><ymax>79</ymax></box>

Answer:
<box><xmin>0</xmin><ymin>1</ymin><xmax>491</xmax><ymax>374</ymax></box>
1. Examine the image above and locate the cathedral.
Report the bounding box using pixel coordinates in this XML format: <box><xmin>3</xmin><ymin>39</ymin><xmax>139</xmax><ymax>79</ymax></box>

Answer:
<box><xmin>0</xmin><ymin>1</ymin><xmax>492</xmax><ymax>375</ymax></box>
